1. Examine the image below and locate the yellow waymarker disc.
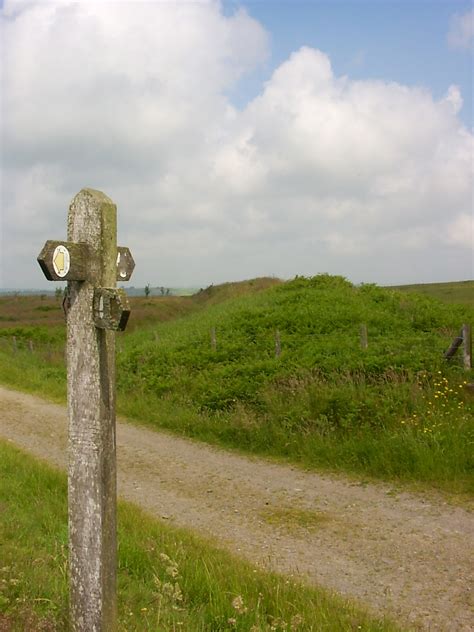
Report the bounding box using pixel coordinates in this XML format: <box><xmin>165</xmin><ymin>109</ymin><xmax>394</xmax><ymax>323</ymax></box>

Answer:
<box><xmin>52</xmin><ymin>245</ymin><xmax>70</xmax><ymax>277</ymax></box>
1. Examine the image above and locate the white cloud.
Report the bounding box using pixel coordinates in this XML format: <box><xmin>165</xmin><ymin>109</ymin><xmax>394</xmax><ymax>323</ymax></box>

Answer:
<box><xmin>447</xmin><ymin>213</ymin><xmax>473</xmax><ymax>249</ymax></box>
<box><xmin>448</xmin><ymin>9</ymin><xmax>474</xmax><ymax>49</ymax></box>
<box><xmin>1</xmin><ymin>1</ymin><xmax>473</xmax><ymax>289</ymax></box>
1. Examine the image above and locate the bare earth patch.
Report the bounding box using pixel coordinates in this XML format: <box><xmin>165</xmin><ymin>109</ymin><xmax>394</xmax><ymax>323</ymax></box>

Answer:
<box><xmin>0</xmin><ymin>386</ymin><xmax>472</xmax><ymax>631</ymax></box>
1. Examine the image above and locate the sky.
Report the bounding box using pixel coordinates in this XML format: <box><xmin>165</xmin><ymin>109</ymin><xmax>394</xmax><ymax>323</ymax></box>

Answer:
<box><xmin>0</xmin><ymin>0</ymin><xmax>473</xmax><ymax>290</ymax></box>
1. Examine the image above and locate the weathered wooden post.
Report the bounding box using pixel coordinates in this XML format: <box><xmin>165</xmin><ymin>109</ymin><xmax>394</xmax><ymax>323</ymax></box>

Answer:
<box><xmin>462</xmin><ymin>324</ymin><xmax>472</xmax><ymax>370</ymax></box>
<box><xmin>210</xmin><ymin>326</ymin><xmax>217</xmax><ymax>351</ymax></box>
<box><xmin>275</xmin><ymin>329</ymin><xmax>281</xmax><ymax>358</ymax></box>
<box><xmin>444</xmin><ymin>329</ymin><xmax>464</xmax><ymax>360</ymax></box>
<box><xmin>360</xmin><ymin>324</ymin><xmax>368</xmax><ymax>350</ymax></box>
<box><xmin>37</xmin><ymin>189</ymin><xmax>135</xmax><ymax>632</ymax></box>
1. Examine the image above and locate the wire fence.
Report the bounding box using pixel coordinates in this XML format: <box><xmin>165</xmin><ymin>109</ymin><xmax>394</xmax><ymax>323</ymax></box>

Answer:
<box><xmin>0</xmin><ymin>322</ymin><xmax>471</xmax><ymax>369</ymax></box>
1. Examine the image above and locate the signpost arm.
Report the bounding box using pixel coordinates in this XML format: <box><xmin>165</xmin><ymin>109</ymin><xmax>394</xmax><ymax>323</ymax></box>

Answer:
<box><xmin>67</xmin><ymin>189</ymin><xmax>117</xmax><ymax>632</ymax></box>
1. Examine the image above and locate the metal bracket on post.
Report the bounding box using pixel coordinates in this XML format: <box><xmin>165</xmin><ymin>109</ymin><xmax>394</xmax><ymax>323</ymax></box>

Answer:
<box><xmin>93</xmin><ymin>288</ymin><xmax>131</xmax><ymax>331</ymax></box>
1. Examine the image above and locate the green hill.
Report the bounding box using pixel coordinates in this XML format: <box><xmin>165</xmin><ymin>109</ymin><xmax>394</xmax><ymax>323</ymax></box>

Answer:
<box><xmin>119</xmin><ymin>275</ymin><xmax>472</xmax><ymax>411</ymax></box>
<box><xmin>192</xmin><ymin>276</ymin><xmax>282</xmax><ymax>305</ymax></box>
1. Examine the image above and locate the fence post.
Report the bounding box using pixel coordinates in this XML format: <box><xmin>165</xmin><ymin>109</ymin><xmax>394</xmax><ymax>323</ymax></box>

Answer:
<box><xmin>12</xmin><ymin>336</ymin><xmax>17</xmax><ymax>353</ymax></box>
<box><xmin>275</xmin><ymin>330</ymin><xmax>281</xmax><ymax>358</ymax></box>
<box><xmin>360</xmin><ymin>324</ymin><xmax>368</xmax><ymax>349</ymax></box>
<box><xmin>211</xmin><ymin>326</ymin><xmax>217</xmax><ymax>351</ymax></box>
<box><xmin>443</xmin><ymin>330</ymin><xmax>464</xmax><ymax>360</ymax></box>
<box><xmin>37</xmin><ymin>189</ymin><xmax>135</xmax><ymax>632</ymax></box>
<box><xmin>462</xmin><ymin>324</ymin><xmax>472</xmax><ymax>370</ymax></box>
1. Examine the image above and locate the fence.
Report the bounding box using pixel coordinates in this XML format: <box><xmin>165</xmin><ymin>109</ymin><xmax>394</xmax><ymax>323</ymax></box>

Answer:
<box><xmin>1</xmin><ymin>321</ymin><xmax>472</xmax><ymax>370</ymax></box>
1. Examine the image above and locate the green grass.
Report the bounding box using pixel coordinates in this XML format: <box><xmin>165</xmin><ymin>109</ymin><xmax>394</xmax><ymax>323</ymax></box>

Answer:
<box><xmin>116</xmin><ymin>276</ymin><xmax>472</xmax><ymax>410</ymax></box>
<box><xmin>0</xmin><ymin>337</ymin><xmax>66</xmax><ymax>402</ymax></box>
<box><xmin>260</xmin><ymin>507</ymin><xmax>333</xmax><ymax>533</ymax></box>
<box><xmin>0</xmin><ymin>276</ymin><xmax>473</xmax><ymax>498</ymax></box>
<box><xmin>0</xmin><ymin>441</ymin><xmax>400</xmax><ymax>631</ymax></box>
<box><xmin>390</xmin><ymin>280</ymin><xmax>474</xmax><ymax>308</ymax></box>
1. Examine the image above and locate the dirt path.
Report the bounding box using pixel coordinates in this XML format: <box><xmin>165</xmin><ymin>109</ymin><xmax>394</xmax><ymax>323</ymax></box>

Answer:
<box><xmin>0</xmin><ymin>386</ymin><xmax>472</xmax><ymax>631</ymax></box>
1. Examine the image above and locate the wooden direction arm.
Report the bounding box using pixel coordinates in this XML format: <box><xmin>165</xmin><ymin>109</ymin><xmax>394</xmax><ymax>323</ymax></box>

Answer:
<box><xmin>37</xmin><ymin>240</ymin><xmax>89</xmax><ymax>281</ymax></box>
<box><xmin>38</xmin><ymin>241</ymin><xmax>135</xmax><ymax>282</ymax></box>
<box><xmin>116</xmin><ymin>247</ymin><xmax>135</xmax><ymax>281</ymax></box>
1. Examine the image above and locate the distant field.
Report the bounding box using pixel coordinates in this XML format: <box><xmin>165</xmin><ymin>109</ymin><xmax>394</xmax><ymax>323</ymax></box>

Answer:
<box><xmin>0</xmin><ymin>277</ymin><xmax>280</xmax><ymax>331</ymax></box>
<box><xmin>0</xmin><ymin>294</ymin><xmax>66</xmax><ymax>329</ymax></box>
<box><xmin>390</xmin><ymin>280</ymin><xmax>474</xmax><ymax>307</ymax></box>
<box><xmin>0</xmin><ymin>294</ymin><xmax>197</xmax><ymax>331</ymax></box>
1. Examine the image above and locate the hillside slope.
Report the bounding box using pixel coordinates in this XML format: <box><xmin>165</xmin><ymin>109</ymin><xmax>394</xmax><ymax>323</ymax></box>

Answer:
<box><xmin>119</xmin><ymin>275</ymin><xmax>472</xmax><ymax>411</ymax></box>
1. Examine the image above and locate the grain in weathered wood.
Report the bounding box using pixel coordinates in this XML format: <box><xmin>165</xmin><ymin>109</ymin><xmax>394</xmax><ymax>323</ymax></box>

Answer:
<box><xmin>67</xmin><ymin>188</ymin><xmax>117</xmax><ymax>632</ymax></box>
<box><xmin>360</xmin><ymin>324</ymin><xmax>368</xmax><ymax>349</ymax></box>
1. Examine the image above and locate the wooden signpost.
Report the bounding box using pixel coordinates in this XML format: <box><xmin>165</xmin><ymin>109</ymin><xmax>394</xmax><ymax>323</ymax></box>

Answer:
<box><xmin>37</xmin><ymin>188</ymin><xmax>135</xmax><ymax>632</ymax></box>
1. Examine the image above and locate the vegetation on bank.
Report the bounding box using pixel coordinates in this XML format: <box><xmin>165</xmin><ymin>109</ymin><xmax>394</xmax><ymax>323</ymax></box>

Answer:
<box><xmin>0</xmin><ymin>276</ymin><xmax>473</xmax><ymax>496</ymax></box>
<box><xmin>0</xmin><ymin>441</ymin><xmax>399</xmax><ymax>631</ymax></box>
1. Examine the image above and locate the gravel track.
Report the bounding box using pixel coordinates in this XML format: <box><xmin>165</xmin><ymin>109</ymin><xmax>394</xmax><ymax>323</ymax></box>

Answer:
<box><xmin>0</xmin><ymin>385</ymin><xmax>472</xmax><ymax>631</ymax></box>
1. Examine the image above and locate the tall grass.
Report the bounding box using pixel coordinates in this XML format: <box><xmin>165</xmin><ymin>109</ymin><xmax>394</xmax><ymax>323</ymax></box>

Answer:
<box><xmin>115</xmin><ymin>370</ymin><xmax>474</xmax><ymax>497</ymax></box>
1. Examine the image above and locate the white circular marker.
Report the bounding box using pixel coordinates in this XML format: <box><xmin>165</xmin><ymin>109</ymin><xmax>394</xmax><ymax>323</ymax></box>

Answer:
<box><xmin>52</xmin><ymin>245</ymin><xmax>71</xmax><ymax>277</ymax></box>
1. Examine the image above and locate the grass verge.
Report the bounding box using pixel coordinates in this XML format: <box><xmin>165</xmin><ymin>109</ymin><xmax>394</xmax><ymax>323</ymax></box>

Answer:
<box><xmin>0</xmin><ymin>441</ymin><xmax>399</xmax><ymax>631</ymax></box>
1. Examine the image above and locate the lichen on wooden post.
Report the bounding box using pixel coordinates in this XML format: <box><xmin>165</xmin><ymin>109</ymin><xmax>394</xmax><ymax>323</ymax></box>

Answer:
<box><xmin>36</xmin><ymin>188</ymin><xmax>134</xmax><ymax>632</ymax></box>
<box><xmin>67</xmin><ymin>188</ymin><xmax>118</xmax><ymax>632</ymax></box>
